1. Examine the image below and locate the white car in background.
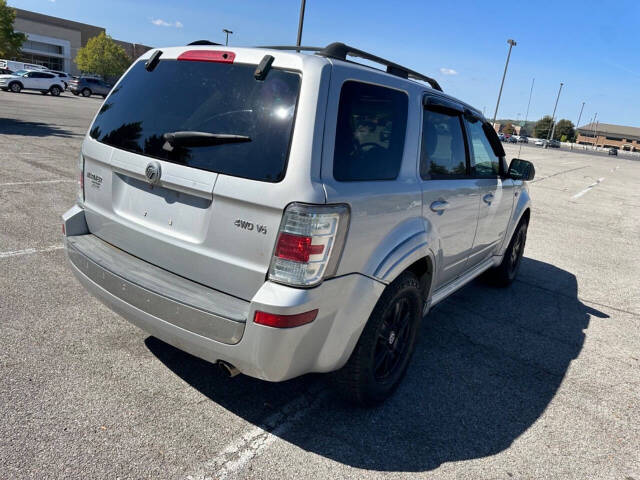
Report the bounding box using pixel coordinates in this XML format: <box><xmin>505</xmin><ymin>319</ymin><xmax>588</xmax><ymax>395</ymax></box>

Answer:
<box><xmin>0</xmin><ymin>69</ymin><xmax>65</xmax><ymax>96</ymax></box>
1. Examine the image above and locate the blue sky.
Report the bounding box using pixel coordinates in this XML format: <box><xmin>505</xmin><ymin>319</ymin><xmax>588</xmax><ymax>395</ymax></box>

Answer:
<box><xmin>10</xmin><ymin>0</ymin><xmax>640</xmax><ymax>127</ymax></box>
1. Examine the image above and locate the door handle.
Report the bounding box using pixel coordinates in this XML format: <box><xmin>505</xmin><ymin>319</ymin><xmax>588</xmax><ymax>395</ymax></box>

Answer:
<box><xmin>430</xmin><ymin>200</ymin><xmax>449</xmax><ymax>214</ymax></box>
<box><xmin>482</xmin><ymin>193</ymin><xmax>494</xmax><ymax>205</ymax></box>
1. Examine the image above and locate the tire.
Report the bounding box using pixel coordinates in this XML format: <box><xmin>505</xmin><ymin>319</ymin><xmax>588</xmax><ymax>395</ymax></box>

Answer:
<box><xmin>484</xmin><ymin>218</ymin><xmax>528</xmax><ymax>287</ymax></box>
<box><xmin>9</xmin><ymin>82</ymin><xmax>21</xmax><ymax>93</ymax></box>
<box><xmin>40</xmin><ymin>90</ymin><xmax>48</xmax><ymax>95</ymax></box>
<box><xmin>81</xmin><ymin>88</ymin><xmax>91</xmax><ymax>97</ymax></box>
<box><xmin>331</xmin><ymin>271</ymin><xmax>422</xmax><ymax>406</ymax></box>
<box><xmin>72</xmin><ymin>92</ymin><xmax>79</xmax><ymax>96</ymax></box>
<box><xmin>50</xmin><ymin>85</ymin><xmax>61</xmax><ymax>96</ymax></box>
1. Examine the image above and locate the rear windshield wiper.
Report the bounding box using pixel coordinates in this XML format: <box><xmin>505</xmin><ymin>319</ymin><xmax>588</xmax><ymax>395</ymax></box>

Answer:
<box><xmin>162</xmin><ymin>131</ymin><xmax>251</xmax><ymax>151</ymax></box>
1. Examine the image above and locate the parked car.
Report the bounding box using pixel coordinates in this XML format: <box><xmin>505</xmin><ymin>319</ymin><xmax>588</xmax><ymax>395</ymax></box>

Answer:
<box><xmin>0</xmin><ymin>69</ymin><xmax>65</xmax><ymax>95</ymax></box>
<box><xmin>0</xmin><ymin>58</ymin><xmax>47</xmax><ymax>73</ymax></box>
<box><xmin>534</xmin><ymin>139</ymin><xmax>546</xmax><ymax>146</ymax></box>
<box><xmin>46</xmin><ymin>70</ymin><xmax>71</xmax><ymax>89</ymax></box>
<box><xmin>0</xmin><ymin>67</ymin><xmax>12</xmax><ymax>75</ymax></box>
<box><xmin>548</xmin><ymin>139</ymin><xmax>561</xmax><ymax>148</ymax></box>
<box><xmin>498</xmin><ymin>133</ymin><xmax>505</xmax><ymax>141</ymax></box>
<box><xmin>507</xmin><ymin>136</ymin><xmax>518</xmax><ymax>143</ymax></box>
<box><xmin>62</xmin><ymin>42</ymin><xmax>535</xmax><ymax>405</ymax></box>
<box><xmin>608</xmin><ymin>147</ymin><xmax>618</xmax><ymax>156</ymax></box>
<box><xmin>519</xmin><ymin>136</ymin><xmax>529</xmax><ymax>143</ymax></box>
<box><xmin>69</xmin><ymin>76</ymin><xmax>112</xmax><ymax>98</ymax></box>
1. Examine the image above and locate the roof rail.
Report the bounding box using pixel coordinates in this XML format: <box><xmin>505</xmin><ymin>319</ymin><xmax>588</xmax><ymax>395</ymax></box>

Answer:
<box><xmin>188</xmin><ymin>40</ymin><xmax>223</xmax><ymax>46</ymax></box>
<box><xmin>259</xmin><ymin>46</ymin><xmax>324</xmax><ymax>52</ymax></box>
<box><xmin>257</xmin><ymin>42</ymin><xmax>443</xmax><ymax>92</ymax></box>
<box><xmin>319</xmin><ymin>42</ymin><xmax>442</xmax><ymax>92</ymax></box>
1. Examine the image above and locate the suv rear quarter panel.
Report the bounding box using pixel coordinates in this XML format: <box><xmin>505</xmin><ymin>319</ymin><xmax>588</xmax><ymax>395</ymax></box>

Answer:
<box><xmin>321</xmin><ymin>62</ymin><xmax>429</xmax><ymax>282</ymax></box>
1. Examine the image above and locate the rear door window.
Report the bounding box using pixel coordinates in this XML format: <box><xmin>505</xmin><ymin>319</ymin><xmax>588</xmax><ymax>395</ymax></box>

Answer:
<box><xmin>333</xmin><ymin>81</ymin><xmax>408</xmax><ymax>181</ymax></box>
<box><xmin>420</xmin><ymin>109</ymin><xmax>468</xmax><ymax>179</ymax></box>
<box><xmin>89</xmin><ymin>59</ymin><xmax>301</xmax><ymax>182</ymax></box>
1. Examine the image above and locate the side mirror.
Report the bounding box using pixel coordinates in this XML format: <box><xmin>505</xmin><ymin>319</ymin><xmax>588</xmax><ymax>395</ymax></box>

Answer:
<box><xmin>508</xmin><ymin>158</ymin><xmax>535</xmax><ymax>181</ymax></box>
<box><xmin>23</xmin><ymin>74</ymin><xmax>29</xmax><ymax>78</ymax></box>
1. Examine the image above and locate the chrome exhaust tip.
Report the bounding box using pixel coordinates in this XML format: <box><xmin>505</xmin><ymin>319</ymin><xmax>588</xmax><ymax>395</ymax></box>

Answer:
<box><xmin>217</xmin><ymin>360</ymin><xmax>240</xmax><ymax>378</ymax></box>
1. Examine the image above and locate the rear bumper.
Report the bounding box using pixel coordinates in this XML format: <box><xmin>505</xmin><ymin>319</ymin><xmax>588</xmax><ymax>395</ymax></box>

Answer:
<box><xmin>63</xmin><ymin>207</ymin><xmax>385</xmax><ymax>381</ymax></box>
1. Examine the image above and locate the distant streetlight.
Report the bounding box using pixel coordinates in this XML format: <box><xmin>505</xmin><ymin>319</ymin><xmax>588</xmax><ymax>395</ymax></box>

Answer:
<box><xmin>492</xmin><ymin>38</ymin><xmax>517</xmax><ymax>127</ymax></box>
<box><xmin>517</xmin><ymin>77</ymin><xmax>535</xmax><ymax>157</ymax></box>
<box><xmin>574</xmin><ymin>102</ymin><xmax>585</xmax><ymax>143</ymax></box>
<box><xmin>546</xmin><ymin>82</ymin><xmax>564</xmax><ymax>144</ymax></box>
<box><xmin>296</xmin><ymin>0</ymin><xmax>307</xmax><ymax>51</ymax></box>
<box><xmin>222</xmin><ymin>29</ymin><xmax>233</xmax><ymax>46</ymax></box>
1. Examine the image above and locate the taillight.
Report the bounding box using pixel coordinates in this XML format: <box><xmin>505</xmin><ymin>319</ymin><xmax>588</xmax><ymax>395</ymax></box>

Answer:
<box><xmin>177</xmin><ymin>50</ymin><xmax>235</xmax><ymax>63</ymax></box>
<box><xmin>268</xmin><ymin>203</ymin><xmax>350</xmax><ymax>287</ymax></box>
<box><xmin>76</xmin><ymin>154</ymin><xmax>84</xmax><ymax>205</ymax></box>
<box><xmin>254</xmin><ymin>309</ymin><xmax>318</xmax><ymax>328</ymax></box>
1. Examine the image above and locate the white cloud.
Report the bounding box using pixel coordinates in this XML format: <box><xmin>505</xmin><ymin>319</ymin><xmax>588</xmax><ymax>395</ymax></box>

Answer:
<box><xmin>151</xmin><ymin>18</ymin><xmax>183</xmax><ymax>28</ymax></box>
<box><xmin>439</xmin><ymin>67</ymin><xmax>458</xmax><ymax>76</ymax></box>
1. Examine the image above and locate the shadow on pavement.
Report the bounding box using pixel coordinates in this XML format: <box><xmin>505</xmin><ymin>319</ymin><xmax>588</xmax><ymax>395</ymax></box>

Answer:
<box><xmin>146</xmin><ymin>257</ymin><xmax>607</xmax><ymax>472</ymax></box>
<box><xmin>0</xmin><ymin>117</ymin><xmax>76</xmax><ymax>137</ymax></box>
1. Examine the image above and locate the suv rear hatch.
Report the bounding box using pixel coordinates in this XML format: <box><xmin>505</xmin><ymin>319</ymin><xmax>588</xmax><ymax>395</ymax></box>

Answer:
<box><xmin>81</xmin><ymin>47</ymin><xmax>323</xmax><ymax>301</ymax></box>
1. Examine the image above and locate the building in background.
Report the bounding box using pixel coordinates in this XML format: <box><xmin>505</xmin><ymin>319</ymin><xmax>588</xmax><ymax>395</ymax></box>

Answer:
<box><xmin>11</xmin><ymin>8</ymin><xmax>152</xmax><ymax>75</ymax></box>
<box><xmin>576</xmin><ymin>123</ymin><xmax>640</xmax><ymax>152</ymax></box>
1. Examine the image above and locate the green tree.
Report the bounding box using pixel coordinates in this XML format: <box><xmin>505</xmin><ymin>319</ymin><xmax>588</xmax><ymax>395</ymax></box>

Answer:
<box><xmin>0</xmin><ymin>0</ymin><xmax>26</xmax><ymax>58</ymax></box>
<box><xmin>534</xmin><ymin>116</ymin><xmax>553</xmax><ymax>139</ymax></box>
<box><xmin>553</xmin><ymin>119</ymin><xmax>575</xmax><ymax>142</ymax></box>
<box><xmin>75</xmin><ymin>32</ymin><xmax>130</xmax><ymax>78</ymax></box>
<box><xmin>502</xmin><ymin>122</ymin><xmax>515</xmax><ymax>135</ymax></box>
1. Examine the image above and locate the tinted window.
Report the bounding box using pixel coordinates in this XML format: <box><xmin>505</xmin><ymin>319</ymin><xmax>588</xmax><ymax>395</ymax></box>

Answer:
<box><xmin>421</xmin><ymin>109</ymin><xmax>467</xmax><ymax>178</ymax></box>
<box><xmin>90</xmin><ymin>60</ymin><xmax>300</xmax><ymax>182</ymax></box>
<box><xmin>466</xmin><ymin>119</ymin><xmax>500</xmax><ymax>177</ymax></box>
<box><xmin>333</xmin><ymin>81</ymin><xmax>408</xmax><ymax>181</ymax></box>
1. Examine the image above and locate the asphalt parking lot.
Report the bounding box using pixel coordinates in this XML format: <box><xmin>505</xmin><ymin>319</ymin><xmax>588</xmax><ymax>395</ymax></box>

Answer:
<box><xmin>1</xmin><ymin>90</ymin><xmax>639</xmax><ymax>479</ymax></box>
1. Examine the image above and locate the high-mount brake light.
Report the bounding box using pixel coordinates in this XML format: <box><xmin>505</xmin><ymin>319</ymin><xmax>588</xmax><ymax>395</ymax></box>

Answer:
<box><xmin>268</xmin><ymin>203</ymin><xmax>350</xmax><ymax>287</ymax></box>
<box><xmin>177</xmin><ymin>50</ymin><xmax>235</xmax><ymax>63</ymax></box>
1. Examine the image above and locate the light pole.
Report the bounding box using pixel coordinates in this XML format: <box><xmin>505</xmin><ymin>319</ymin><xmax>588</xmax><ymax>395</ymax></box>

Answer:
<box><xmin>492</xmin><ymin>38</ymin><xmax>517</xmax><ymax>128</ymax></box>
<box><xmin>517</xmin><ymin>77</ymin><xmax>534</xmax><ymax>157</ymax></box>
<box><xmin>222</xmin><ymin>29</ymin><xmax>233</xmax><ymax>46</ymax></box>
<box><xmin>592</xmin><ymin>112</ymin><xmax>598</xmax><ymax>150</ymax></box>
<box><xmin>296</xmin><ymin>0</ymin><xmax>306</xmax><ymax>50</ymax></box>
<box><xmin>546</xmin><ymin>82</ymin><xmax>564</xmax><ymax>144</ymax></box>
<box><xmin>573</xmin><ymin>101</ymin><xmax>585</xmax><ymax>148</ymax></box>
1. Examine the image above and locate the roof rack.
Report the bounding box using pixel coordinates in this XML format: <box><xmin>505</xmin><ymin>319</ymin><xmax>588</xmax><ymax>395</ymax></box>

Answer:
<box><xmin>258</xmin><ymin>42</ymin><xmax>443</xmax><ymax>92</ymax></box>
<box><xmin>188</xmin><ymin>40</ymin><xmax>223</xmax><ymax>46</ymax></box>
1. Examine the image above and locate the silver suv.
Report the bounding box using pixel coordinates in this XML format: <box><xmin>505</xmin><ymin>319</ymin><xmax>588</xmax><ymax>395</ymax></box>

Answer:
<box><xmin>63</xmin><ymin>42</ymin><xmax>535</xmax><ymax>405</ymax></box>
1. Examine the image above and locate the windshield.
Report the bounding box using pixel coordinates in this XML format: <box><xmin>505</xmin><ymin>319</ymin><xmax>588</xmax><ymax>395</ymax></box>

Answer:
<box><xmin>89</xmin><ymin>59</ymin><xmax>301</xmax><ymax>182</ymax></box>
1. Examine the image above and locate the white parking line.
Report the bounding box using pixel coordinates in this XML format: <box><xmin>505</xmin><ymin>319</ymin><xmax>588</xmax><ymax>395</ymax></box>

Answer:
<box><xmin>0</xmin><ymin>179</ymin><xmax>74</xmax><ymax>187</ymax></box>
<box><xmin>0</xmin><ymin>245</ymin><xmax>63</xmax><ymax>259</ymax></box>
<box><xmin>188</xmin><ymin>385</ymin><xmax>329</xmax><ymax>480</ymax></box>
<box><xmin>572</xmin><ymin>177</ymin><xmax>605</xmax><ymax>199</ymax></box>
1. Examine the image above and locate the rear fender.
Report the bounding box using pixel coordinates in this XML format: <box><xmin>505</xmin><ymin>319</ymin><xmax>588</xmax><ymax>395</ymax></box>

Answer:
<box><xmin>368</xmin><ymin>217</ymin><xmax>436</xmax><ymax>286</ymax></box>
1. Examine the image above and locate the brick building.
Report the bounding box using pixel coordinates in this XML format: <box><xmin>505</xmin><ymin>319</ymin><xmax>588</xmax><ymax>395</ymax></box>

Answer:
<box><xmin>576</xmin><ymin>123</ymin><xmax>640</xmax><ymax>152</ymax></box>
<box><xmin>10</xmin><ymin>8</ymin><xmax>152</xmax><ymax>75</ymax></box>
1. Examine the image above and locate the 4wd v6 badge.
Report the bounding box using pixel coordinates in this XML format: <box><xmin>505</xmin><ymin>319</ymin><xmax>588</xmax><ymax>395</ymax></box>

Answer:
<box><xmin>234</xmin><ymin>219</ymin><xmax>267</xmax><ymax>235</ymax></box>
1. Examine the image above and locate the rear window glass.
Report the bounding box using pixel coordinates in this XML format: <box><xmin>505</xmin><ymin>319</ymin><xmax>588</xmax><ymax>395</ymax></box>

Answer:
<box><xmin>421</xmin><ymin>110</ymin><xmax>467</xmax><ymax>179</ymax></box>
<box><xmin>90</xmin><ymin>59</ymin><xmax>301</xmax><ymax>182</ymax></box>
<box><xmin>333</xmin><ymin>81</ymin><xmax>408</xmax><ymax>181</ymax></box>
